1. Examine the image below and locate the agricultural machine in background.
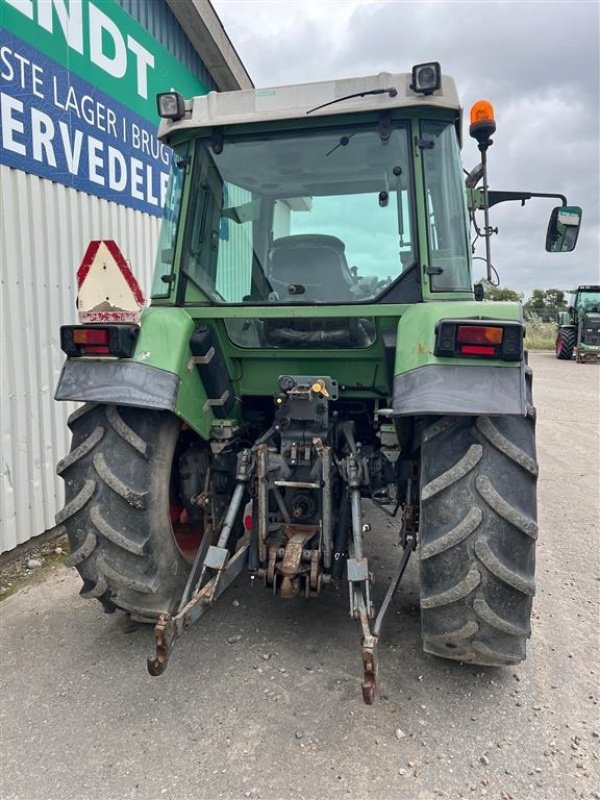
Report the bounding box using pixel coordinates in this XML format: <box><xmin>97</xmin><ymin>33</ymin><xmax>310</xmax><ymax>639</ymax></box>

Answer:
<box><xmin>556</xmin><ymin>285</ymin><xmax>600</xmax><ymax>362</ymax></box>
<box><xmin>55</xmin><ymin>63</ymin><xmax>582</xmax><ymax>703</ymax></box>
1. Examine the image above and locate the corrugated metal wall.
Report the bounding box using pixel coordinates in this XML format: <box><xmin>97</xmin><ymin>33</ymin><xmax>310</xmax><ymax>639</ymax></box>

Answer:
<box><xmin>0</xmin><ymin>166</ymin><xmax>159</xmax><ymax>553</ymax></box>
<box><xmin>0</xmin><ymin>0</ymin><xmax>222</xmax><ymax>554</ymax></box>
<box><xmin>116</xmin><ymin>0</ymin><xmax>217</xmax><ymax>93</ymax></box>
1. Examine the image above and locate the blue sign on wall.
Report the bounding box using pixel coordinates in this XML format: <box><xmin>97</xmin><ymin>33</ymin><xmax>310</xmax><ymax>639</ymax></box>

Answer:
<box><xmin>0</xmin><ymin>28</ymin><xmax>171</xmax><ymax>216</ymax></box>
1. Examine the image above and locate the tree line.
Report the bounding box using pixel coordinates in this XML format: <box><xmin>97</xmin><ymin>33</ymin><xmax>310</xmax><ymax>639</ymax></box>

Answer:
<box><xmin>480</xmin><ymin>283</ymin><xmax>568</xmax><ymax>321</ymax></box>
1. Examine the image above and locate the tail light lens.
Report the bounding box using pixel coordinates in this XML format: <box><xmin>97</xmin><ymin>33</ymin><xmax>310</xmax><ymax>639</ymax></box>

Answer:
<box><xmin>60</xmin><ymin>325</ymin><xmax>139</xmax><ymax>358</ymax></box>
<box><xmin>459</xmin><ymin>344</ymin><xmax>496</xmax><ymax>356</ymax></box>
<box><xmin>456</xmin><ymin>325</ymin><xmax>503</xmax><ymax>345</ymax></box>
<box><xmin>72</xmin><ymin>328</ymin><xmax>110</xmax><ymax>345</ymax></box>
<box><xmin>435</xmin><ymin>319</ymin><xmax>523</xmax><ymax>360</ymax></box>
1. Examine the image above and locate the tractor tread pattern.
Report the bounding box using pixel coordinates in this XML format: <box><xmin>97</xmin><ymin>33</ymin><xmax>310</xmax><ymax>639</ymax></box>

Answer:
<box><xmin>474</xmin><ymin>539</ymin><xmax>535</xmax><ymax>596</ymax></box>
<box><xmin>93</xmin><ymin>453</ymin><xmax>147</xmax><ymax>508</ymax></box>
<box><xmin>106</xmin><ymin>405</ymin><xmax>149</xmax><ymax>458</ymax></box>
<box><xmin>80</xmin><ymin>574</ymin><xmax>108</xmax><ymax>599</ymax></box>
<box><xmin>476</xmin><ymin>417</ymin><xmax>538</xmax><ymax>475</ymax></box>
<box><xmin>420</xmin><ymin>506</ymin><xmax>482</xmax><ymax>560</ymax></box>
<box><xmin>422</xmin><ymin>417</ymin><xmax>459</xmax><ymax>444</ymax></box>
<box><xmin>114</xmin><ymin>598</ymin><xmax>169</xmax><ymax>622</ymax></box>
<box><xmin>96</xmin><ymin>556</ymin><xmax>159</xmax><ymax>594</ymax></box>
<box><xmin>419</xmin><ymin>375</ymin><xmax>537</xmax><ymax>666</ymax></box>
<box><xmin>424</xmin><ymin>620</ymin><xmax>479</xmax><ymax>644</ymax></box>
<box><xmin>56</xmin><ymin>404</ymin><xmax>190</xmax><ymax>619</ymax></box>
<box><xmin>55</xmin><ymin>479</ymin><xmax>95</xmax><ymax>524</ymax></box>
<box><xmin>476</xmin><ymin>475</ymin><xmax>538</xmax><ymax>539</ymax></box>
<box><xmin>472</xmin><ymin>641</ymin><xmax>519</xmax><ymax>665</ymax></box>
<box><xmin>67</xmin><ymin>402</ymin><xmax>98</xmax><ymax>428</ymax></box>
<box><xmin>473</xmin><ymin>597</ymin><xmax>531</xmax><ymax>637</ymax></box>
<box><xmin>421</xmin><ymin>568</ymin><xmax>481</xmax><ymax>608</ymax></box>
<box><xmin>90</xmin><ymin>505</ymin><xmax>147</xmax><ymax>556</ymax></box>
<box><xmin>421</xmin><ymin>444</ymin><xmax>482</xmax><ymax>500</ymax></box>
<box><xmin>556</xmin><ymin>327</ymin><xmax>576</xmax><ymax>360</ymax></box>
<box><xmin>65</xmin><ymin>531</ymin><xmax>97</xmax><ymax>567</ymax></box>
<box><xmin>57</xmin><ymin>426</ymin><xmax>104</xmax><ymax>474</ymax></box>
<box><xmin>423</xmin><ymin>642</ymin><xmax>478</xmax><ymax>663</ymax></box>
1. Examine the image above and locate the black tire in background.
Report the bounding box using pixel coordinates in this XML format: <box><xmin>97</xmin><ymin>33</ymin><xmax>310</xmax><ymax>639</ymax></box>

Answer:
<box><xmin>56</xmin><ymin>404</ymin><xmax>198</xmax><ymax>622</ymax></box>
<box><xmin>419</xmin><ymin>372</ymin><xmax>538</xmax><ymax>665</ymax></box>
<box><xmin>556</xmin><ymin>327</ymin><xmax>576</xmax><ymax>359</ymax></box>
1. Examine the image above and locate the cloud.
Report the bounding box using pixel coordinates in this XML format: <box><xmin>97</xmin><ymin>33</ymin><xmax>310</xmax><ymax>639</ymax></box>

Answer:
<box><xmin>212</xmin><ymin>0</ymin><xmax>599</xmax><ymax>294</ymax></box>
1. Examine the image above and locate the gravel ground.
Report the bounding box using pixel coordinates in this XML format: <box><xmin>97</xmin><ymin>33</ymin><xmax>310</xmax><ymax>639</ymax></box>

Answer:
<box><xmin>0</xmin><ymin>352</ymin><xmax>598</xmax><ymax>800</ymax></box>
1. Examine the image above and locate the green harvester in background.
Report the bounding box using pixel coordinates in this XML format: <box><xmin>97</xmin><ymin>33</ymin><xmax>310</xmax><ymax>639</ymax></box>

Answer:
<box><xmin>54</xmin><ymin>63</ymin><xmax>582</xmax><ymax>704</ymax></box>
<box><xmin>556</xmin><ymin>285</ymin><xmax>600</xmax><ymax>362</ymax></box>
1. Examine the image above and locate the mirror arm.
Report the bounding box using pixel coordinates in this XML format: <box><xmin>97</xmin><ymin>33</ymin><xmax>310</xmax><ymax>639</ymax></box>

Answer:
<box><xmin>487</xmin><ymin>190</ymin><xmax>568</xmax><ymax>208</ymax></box>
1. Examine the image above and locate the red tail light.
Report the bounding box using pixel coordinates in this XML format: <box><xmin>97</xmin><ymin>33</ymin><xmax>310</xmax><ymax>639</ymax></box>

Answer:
<box><xmin>72</xmin><ymin>328</ymin><xmax>110</xmax><ymax>345</ymax></box>
<box><xmin>60</xmin><ymin>324</ymin><xmax>139</xmax><ymax>358</ymax></box>
<box><xmin>435</xmin><ymin>319</ymin><xmax>523</xmax><ymax>361</ymax></box>
<box><xmin>456</xmin><ymin>325</ymin><xmax>503</xmax><ymax>345</ymax></box>
<box><xmin>460</xmin><ymin>345</ymin><xmax>496</xmax><ymax>356</ymax></box>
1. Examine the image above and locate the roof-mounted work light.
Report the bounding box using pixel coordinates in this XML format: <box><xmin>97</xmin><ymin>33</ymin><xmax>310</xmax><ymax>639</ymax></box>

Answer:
<box><xmin>157</xmin><ymin>92</ymin><xmax>186</xmax><ymax>121</ymax></box>
<box><xmin>410</xmin><ymin>62</ymin><xmax>441</xmax><ymax>95</ymax></box>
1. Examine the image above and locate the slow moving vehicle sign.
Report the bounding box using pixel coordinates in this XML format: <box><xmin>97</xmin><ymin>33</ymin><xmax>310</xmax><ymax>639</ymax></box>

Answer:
<box><xmin>77</xmin><ymin>240</ymin><xmax>145</xmax><ymax>323</ymax></box>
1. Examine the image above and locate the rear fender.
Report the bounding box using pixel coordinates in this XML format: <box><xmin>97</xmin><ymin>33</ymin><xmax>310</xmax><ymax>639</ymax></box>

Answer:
<box><xmin>393</xmin><ymin>301</ymin><xmax>527</xmax><ymax>417</ymax></box>
<box><xmin>55</xmin><ymin>308</ymin><xmax>214</xmax><ymax>439</ymax></box>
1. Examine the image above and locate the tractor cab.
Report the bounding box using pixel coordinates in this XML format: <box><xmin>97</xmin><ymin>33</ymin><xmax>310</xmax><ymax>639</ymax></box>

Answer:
<box><xmin>573</xmin><ymin>286</ymin><xmax>600</xmax><ymax>315</ymax></box>
<box><xmin>152</xmin><ymin>66</ymin><xmax>471</xmax><ymax>327</ymax></box>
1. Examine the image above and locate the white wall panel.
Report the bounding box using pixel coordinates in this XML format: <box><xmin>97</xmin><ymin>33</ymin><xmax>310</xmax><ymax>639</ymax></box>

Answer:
<box><xmin>0</xmin><ymin>166</ymin><xmax>159</xmax><ymax>553</ymax></box>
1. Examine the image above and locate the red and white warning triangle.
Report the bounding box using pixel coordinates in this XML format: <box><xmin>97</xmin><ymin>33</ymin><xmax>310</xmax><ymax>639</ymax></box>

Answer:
<box><xmin>77</xmin><ymin>240</ymin><xmax>145</xmax><ymax>324</ymax></box>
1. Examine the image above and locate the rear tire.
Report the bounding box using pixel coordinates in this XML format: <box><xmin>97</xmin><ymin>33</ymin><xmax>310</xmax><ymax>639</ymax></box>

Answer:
<box><xmin>555</xmin><ymin>327</ymin><xmax>575</xmax><ymax>359</ymax></box>
<box><xmin>419</xmin><ymin>374</ymin><xmax>538</xmax><ymax>666</ymax></box>
<box><xmin>56</xmin><ymin>404</ymin><xmax>196</xmax><ymax>621</ymax></box>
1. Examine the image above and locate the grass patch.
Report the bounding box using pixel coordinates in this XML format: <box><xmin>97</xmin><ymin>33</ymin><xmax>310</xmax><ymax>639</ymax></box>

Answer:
<box><xmin>525</xmin><ymin>316</ymin><xmax>556</xmax><ymax>350</ymax></box>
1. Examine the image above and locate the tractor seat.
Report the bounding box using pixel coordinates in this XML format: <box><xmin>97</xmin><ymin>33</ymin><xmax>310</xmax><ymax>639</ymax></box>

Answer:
<box><xmin>263</xmin><ymin>234</ymin><xmax>372</xmax><ymax>347</ymax></box>
<box><xmin>268</xmin><ymin>234</ymin><xmax>354</xmax><ymax>302</ymax></box>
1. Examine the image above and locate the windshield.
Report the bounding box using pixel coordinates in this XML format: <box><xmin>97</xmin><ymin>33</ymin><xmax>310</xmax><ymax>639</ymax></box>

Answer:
<box><xmin>180</xmin><ymin>124</ymin><xmax>416</xmax><ymax>304</ymax></box>
<box><xmin>576</xmin><ymin>290</ymin><xmax>600</xmax><ymax>311</ymax></box>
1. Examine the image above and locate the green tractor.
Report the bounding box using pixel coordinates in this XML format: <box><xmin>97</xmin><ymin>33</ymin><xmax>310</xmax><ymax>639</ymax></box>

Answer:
<box><xmin>55</xmin><ymin>64</ymin><xmax>582</xmax><ymax>703</ymax></box>
<box><xmin>556</xmin><ymin>285</ymin><xmax>600</xmax><ymax>362</ymax></box>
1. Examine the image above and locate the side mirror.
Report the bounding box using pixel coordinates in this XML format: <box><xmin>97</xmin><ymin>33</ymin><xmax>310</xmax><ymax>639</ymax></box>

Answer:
<box><xmin>546</xmin><ymin>206</ymin><xmax>582</xmax><ymax>252</ymax></box>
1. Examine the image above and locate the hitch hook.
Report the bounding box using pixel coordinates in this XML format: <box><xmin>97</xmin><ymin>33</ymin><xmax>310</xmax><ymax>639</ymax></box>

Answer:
<box><xmin>361</xmin><ymin>632</ymin><xmax>378</xmax><ymax>704</ymax></box>
<box><xmin>147</xmin><ymin>615</ymin><xmax>176</xmax><ymax>676</ymax></box>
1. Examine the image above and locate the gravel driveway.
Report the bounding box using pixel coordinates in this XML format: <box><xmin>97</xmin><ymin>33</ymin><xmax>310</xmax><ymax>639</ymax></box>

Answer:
<box><xmin>1</xmin><ymin>352</ymin><xmax>598</xmax><ymax>800</ymax></box>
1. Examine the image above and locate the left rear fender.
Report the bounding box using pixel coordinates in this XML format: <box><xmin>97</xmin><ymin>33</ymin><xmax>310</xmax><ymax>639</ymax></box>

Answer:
<box><xmin>55</xmin><ymin>308</ymin><xmax>214</xmax><ymax>439</ymax></box>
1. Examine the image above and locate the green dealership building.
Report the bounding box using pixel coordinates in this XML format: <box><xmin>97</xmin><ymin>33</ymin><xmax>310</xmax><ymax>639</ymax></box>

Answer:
<box><xmin>0</xmin><ymin>0</ymin><xmax>251</xmax><ymax>552</ymax></box>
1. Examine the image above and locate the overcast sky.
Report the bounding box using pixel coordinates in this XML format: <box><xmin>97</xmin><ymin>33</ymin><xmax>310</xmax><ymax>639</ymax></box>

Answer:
<box><xmin>212</xmin><ymin>0</ymin><xmax>599</xmax><ymax>297</ymax></box>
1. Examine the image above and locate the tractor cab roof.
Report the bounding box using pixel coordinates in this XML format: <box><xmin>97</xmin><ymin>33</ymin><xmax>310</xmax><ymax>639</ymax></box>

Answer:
<box><xmin>158</xmin><ymin>70</ymin><xmax>462</xmax><ymax>143</ymax></box>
